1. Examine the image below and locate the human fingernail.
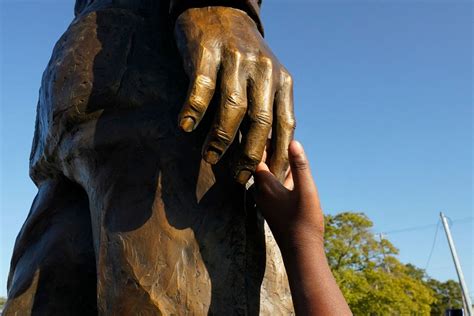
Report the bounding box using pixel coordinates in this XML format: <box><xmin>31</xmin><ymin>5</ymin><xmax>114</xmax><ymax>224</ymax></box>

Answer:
<box><xmin>289</xmin><ymin>140</ymin><xmax>304</xmax><ymax>157</ymax></box>
<box><xmin>204</xmin><ymin>150</ymin><xmax>220</xmax><ymax>164</ymax></box>
<box><xmin>180</xmin><ymin>116</ymin><xmax>195</xmax><ymax>132</ymax></box>
<box><xmin>235</xmin><ymin>169</ymin><xmax>252</xmax><ymax>185</ymax></box>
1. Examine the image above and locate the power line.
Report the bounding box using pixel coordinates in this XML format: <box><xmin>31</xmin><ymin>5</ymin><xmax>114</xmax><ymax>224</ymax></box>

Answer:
<box><xmin>379</xmin><ymin>216</ymin><xmax>473</xmax><ymax>235</ymax></box>
<box><xmin>424</xmin><ymin>219</ymin><xmax>440</xmax><ymax>271</ymax></box>
<box><xmin>450</xmin><ymin>216</ymin><xmax>474</xmax><ymax>226</ymax></box>
<box><xmin>383</xmin><ymin>223</ymin><xmax>437</xmax><ymax>235</ymax></box>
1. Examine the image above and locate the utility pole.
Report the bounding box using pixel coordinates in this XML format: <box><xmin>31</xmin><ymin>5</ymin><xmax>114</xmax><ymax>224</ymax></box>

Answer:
<box><xmin>440</xmin><ymin>212</ymin><xmax>472</xmax><ymax>316</ymax></box>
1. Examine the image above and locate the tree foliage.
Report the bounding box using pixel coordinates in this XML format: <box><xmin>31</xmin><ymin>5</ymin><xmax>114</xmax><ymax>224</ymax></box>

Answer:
<box><xmin>427</xmin><ymin>279</ymin><xmax>463</xmax><ymax>315</ymax></box>
<box><xmin>324</xmin><ymin>212</ymin><xmax>435</xmax><ymax>315</ymax></box>
<box><xmin>404</xmin><ymin>264</ymin><xmax>464</xmax><ymax>315</ymax></box>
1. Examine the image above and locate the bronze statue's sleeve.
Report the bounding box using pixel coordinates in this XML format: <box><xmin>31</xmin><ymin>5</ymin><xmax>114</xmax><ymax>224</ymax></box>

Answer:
<box><xmin>169</xmin><ymin>0</ymin><xmax>264</xmax><ymax>34</ymax></box>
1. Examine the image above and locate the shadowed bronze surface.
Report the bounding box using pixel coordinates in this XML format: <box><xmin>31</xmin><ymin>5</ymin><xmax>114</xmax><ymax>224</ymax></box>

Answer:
<box><xmin>4</xmin><ymin>1</ymin><xmax>295</xmax><ymax>314</ymax></box>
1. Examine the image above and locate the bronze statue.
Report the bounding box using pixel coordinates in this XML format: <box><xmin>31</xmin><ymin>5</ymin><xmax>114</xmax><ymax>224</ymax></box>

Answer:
<box><xmin>4</xmin><ymin>1</ymin><xmax>295</xmax><ymax>314</ymax></box>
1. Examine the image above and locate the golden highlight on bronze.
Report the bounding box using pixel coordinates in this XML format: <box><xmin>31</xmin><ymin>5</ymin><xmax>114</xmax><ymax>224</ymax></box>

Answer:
<box><xmin>175</xmin><ymin>7</ymin><xmax>295</xmax><ymax>184</ymax></box>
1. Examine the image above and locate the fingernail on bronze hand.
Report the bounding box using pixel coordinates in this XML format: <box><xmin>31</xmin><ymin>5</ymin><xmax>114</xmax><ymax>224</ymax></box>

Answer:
<box><xmin>180</xmin><ymin>116</ymin><xmax>195</xmax><ymax>132</ymax></box>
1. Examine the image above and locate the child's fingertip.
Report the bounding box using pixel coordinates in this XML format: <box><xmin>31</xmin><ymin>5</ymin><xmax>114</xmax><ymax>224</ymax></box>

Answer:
<box><xmin>289</xmin><ymin>140</ymin><xmax>304</xmax><ymax>157</ymax></box>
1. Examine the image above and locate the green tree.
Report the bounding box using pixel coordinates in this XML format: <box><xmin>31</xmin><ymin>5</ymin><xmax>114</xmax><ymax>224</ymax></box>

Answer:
<box><xmin>324</xmin><ymin>212</ymin><xmax>435</xmax><ymax>315</ymax></box>
<box><xmin>404</xmin><ymin>264</ymin><xmax>464</xmax><ymax>315</ymax></box>
<box><xmin>427</xmin><ymin>279</ymin><xmax>463</xmax><ymax>315</ymax></box>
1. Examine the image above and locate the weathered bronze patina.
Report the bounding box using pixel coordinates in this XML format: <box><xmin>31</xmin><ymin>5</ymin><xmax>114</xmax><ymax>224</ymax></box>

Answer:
<box><xmin>5</xmin><ymin>1</ymin><xmax>295</xmax><ymax>314</ymax></box>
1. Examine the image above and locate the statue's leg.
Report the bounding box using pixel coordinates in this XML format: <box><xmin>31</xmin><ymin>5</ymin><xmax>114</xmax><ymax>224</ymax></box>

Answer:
<box><xmin>3</xmin><ymin>177</ymin><xmax>97</xmax><ymax>315</ymax></box>
<box><xmin>59</xmin><ymin>116</ymin><xmax>225</xmax><ymax>314</ymax></box>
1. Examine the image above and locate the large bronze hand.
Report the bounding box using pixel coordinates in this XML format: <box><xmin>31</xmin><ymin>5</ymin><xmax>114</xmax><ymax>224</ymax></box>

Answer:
<box><xmin>174</xmin><ymin>7</ymin><xmax>295</xmax><ymax>184</ymax></box>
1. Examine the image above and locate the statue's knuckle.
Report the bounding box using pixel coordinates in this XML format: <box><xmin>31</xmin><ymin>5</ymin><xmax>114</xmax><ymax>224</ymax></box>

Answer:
<box><xmin>259</xmin><ymin>56</ymin><xmax>274</xmax><ymax>70</ymax></box>
<box><xmin>247</xmin><ymin>153</ymin><xmax>261</xmax><ymax>164</ymax></box>
<box><xmin>281</xmin><ymin>70</ymin><xmax>294</xmax><ymax>87</ymax></box>
<box><xmin>194</xmin><ymin>74</ymin><xmax>216</xmax><ymax>90</ymax></box>
<box><xmin>199</xmin><ymin>44</ymin><xmax>214</xmax><ymax>56</ymax></box>
<box><xmin>231</xmin><ymin>49</ymin><xmax>243</xmax><ymax>61</ymax></box>
<box><xmin>282</xmin><ymin>117</ymin><xmax>296</xmax><ymax>130</ymax></box>
<box><xmin>188</xmin><ymin>94</ymin><xmax>207</xmax><ymax>112</ymax></box>
<box><xmin>243</xmin><ymin>51</ymin><xmax>258</xmax><ymax>63</ymax></box>
<box><xmin>213</xmin><ymin>128</ymin><xmax>233</xmax><ymax>145</ymax></box>
<box><xmin>225</xmin><ymin>92</ymin><xmax>245</xmax><ymax>108</ymax></box>
<box><xmin>252</xmin><ymin>111</ymin><xmax>272</xmax><ymax>127</ymax></box>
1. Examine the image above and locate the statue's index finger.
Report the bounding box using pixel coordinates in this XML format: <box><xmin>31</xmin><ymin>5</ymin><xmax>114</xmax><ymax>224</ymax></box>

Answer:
<box><xmin>178</xmin><ymin>48</ymin><xmax>219</xmax><ymax>132</ymax></box>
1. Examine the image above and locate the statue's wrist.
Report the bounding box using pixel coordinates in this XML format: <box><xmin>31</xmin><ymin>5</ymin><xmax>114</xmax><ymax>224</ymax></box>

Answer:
<box><xmin>172</xmin><ymin>3</ymin><xmax>263</xmax><ymax>34</ymax></box>
<box><xmin>175</xmin><ymin>6</ymin><xmax>259</xmax><ymax>33</ymax></box>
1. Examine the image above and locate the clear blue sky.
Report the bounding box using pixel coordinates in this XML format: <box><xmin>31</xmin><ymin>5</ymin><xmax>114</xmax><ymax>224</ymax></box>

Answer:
<box><xmin>1</xmin><ymin>0</ymin><xmax>472</xmax><ymax>299</ymax></box>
